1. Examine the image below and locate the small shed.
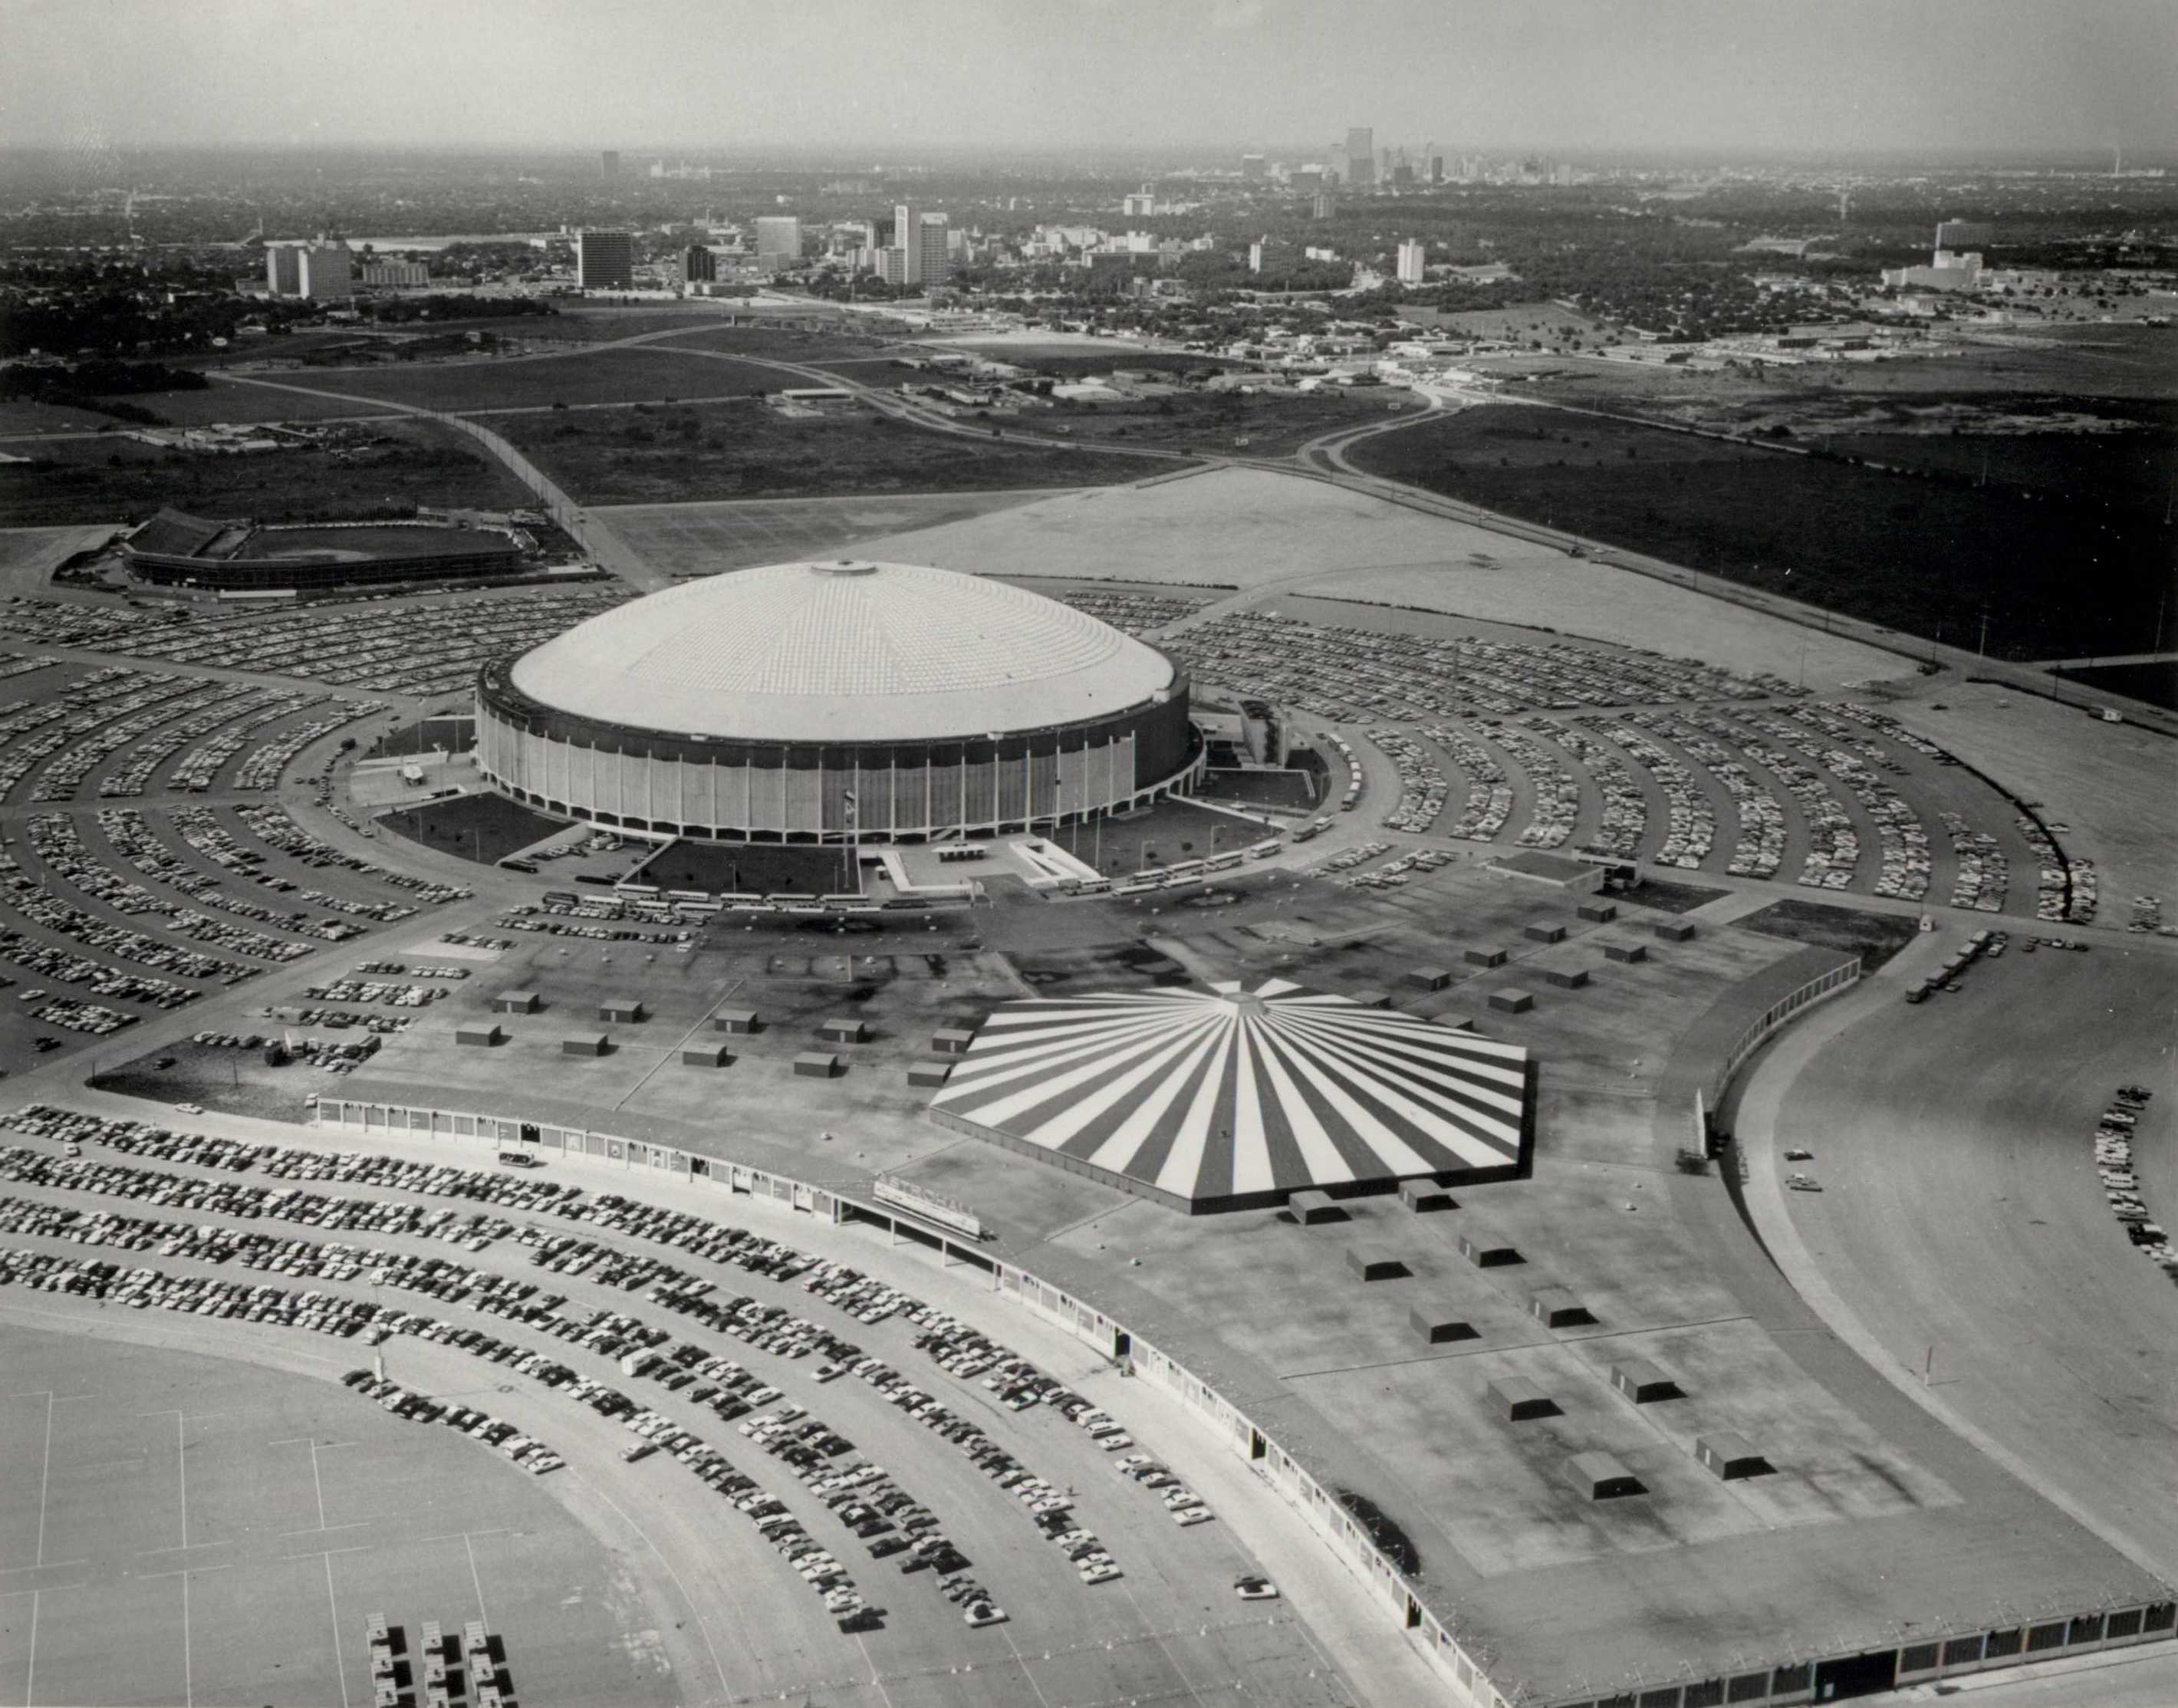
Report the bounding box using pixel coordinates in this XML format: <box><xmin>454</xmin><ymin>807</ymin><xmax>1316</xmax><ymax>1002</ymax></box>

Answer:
<box><xmin>1576</xmin><ymin>900</ymin><xmax>1618</xmax><ymax>924</ymax></box>
<box><xmin>1288</xmin><ymin>1189</ymin><xmax>1347</xmax><ymax>1226</ymax></box>
<box><xmin>561</xmin><ymin>1033</ymin><xmax>610</xmax><ymax>1057</ymax></box>
<box><xmin>715</xmin><ymin>1007</ymin><xmax>760</xmax><ymax>1034</ymax></box>
<box><xmin>681</xmin><ymin>1042</ymin><xmax>732</xmax><ymax>1068</ymax></box>
<box><xmin>930</xmin><ymin>1027</ymin><xmax>977</xmax><ymax>1055</ymax></box>
<box><xmin>1488</xmin><ymin>988</ymin><xmax>1534</xmax><ymax>1015</ymax></box>
<box><xmin>1571</xmin><ymin>1451</ymin><xmax>1644</xmax><ymax>1501</ymax></box>
<box><xmin>1397</xmin><ymin>1180</ymin><xmax>1457</xmax><ymax>1213</ymax></box>
<box><xmin>1603</xmin><ymin>942</ymin><xmax>1649</xmax><ymax>964</ymax></box>
<box><xmin>1530</xmin><ymin>1286</ymin><xmax>1594</xmax><ymax>1329</ymax></box>
<box><xmin>1537</xmin><ymin>966</ymin><xmax>1591</xmax><ymax>990</ymax></box>
<box><xmin>1406</xmin><ymin>966</ymin><xmax>1453</xmax><ymax>992</ymax></box>
<box><xmin>794</xmin><ymin>1051</ymin><xmax>844</xmax><ymax>1079</ymax></box>
<box><xmin>1486</xmin><ymin>1375</ymin><xmax>1559</xmax><ymax>1422</ymax></box>
<box><xmin>1462</xmin><ymin>946</ymin><xmax>1508</xmax><ymax>969</ymax></box>
<box><xmin>492</xmin><ymin>991</ymin><xmax>541</xmax><ymax>1015</ymax></box>
<box><xmin>1408</xmin><ymin>1305</ymin><xmax>1478</xmax><ymax>1345</ymax></box>
<box><xmin>1459</xmin><ymin>1229</ymin><xmax>1522</xmax><ymax>1268</ymax></box>
<box><xmin>454</xmin><ymin>1022</ymin><xmax>504</xmax><ymax>1048</ymax></box>
<box><xmin>1610</xmin><ymin>1358</ymin><xmax>1680</xmax><ymax>1404</ymax></box>
<box><xmin>1653</xmin><ymin>920</ymin><xmax>1698</xmax><ymax>943</ymax></box>
<box><xmin>906</xmin><ymin>1061</ymin><xmax>952</xmax><ymax>1088</ymax></box>
<box><xmin>1344</xmin><ymin>1247</ymin><xmax>1410</xmax><ymax>1283</ymax></box>
<box><xmin>1696</xmin><ymin>1433</ymin><xmax>1772</xmax><ymax>1480</ymax></box>
<box><xmin>818</xmin><ymin>1015</ymin><xmax>869</xmax><ymax>1045</ymax></box>
<box><xmin>1523</xmin><ymin>921</ymin><xmax>1568</xmax><ymax>945</ymax></box>
<box><xmin>598</xmin><ymin>996</ymin><xmax>644</xmax><ymax>1024</ymax></box>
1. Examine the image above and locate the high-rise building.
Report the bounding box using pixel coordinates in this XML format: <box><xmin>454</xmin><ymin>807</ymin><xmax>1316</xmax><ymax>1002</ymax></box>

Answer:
<box><xmin>1345</xmin><ymin>128</ymin><xmax>1375</xmax><ymax>186</ymax></box>
<box><xmin>754</xmin><ymin>216</ymin><xmax>803</xmax><ymax>272</ymax></box>
<box><xmin>916</xmin><ymin>213</ymin><xmax>950</xmax><ymax>286</ymax></box>
<box><xmin>1311</xmin><ymin>192</ymin><xmax>1338</xmax><ymax>220</ymax></box>
<box><xmin>1240</xmin><ymin>154</ymin><xmax>1266</xmax><ymax>180</ymax></box>
<box><xmin>681</xmin><ymin>245</ymin><xmax>718</xmax><ymax>285</ymax></box>
<box><xmin>297</xmin><ymin>239</ymin><xmax>352</xmax><ymax>301</ymax></box>
<box><xmin>600</xmin><ymin>150</ymin><xmax>620</xmax><ymax>179</ymax></box>
<box><xmin>1935</xmin><ymin>219</ymin><xmax>1992</xmax><ymax>251</ymax></box>
<box><xmin>1395</xmin><ymin>239</ymin><xmax>1426</xmax><ymax>285</ymax></box>
<box><xmin>1121</xmin><ymin>186</ymin><xmax>1157</xmax><ymax>218</ymax></box>
<box><xmin>575</xmin><ymin>229</ymin><xmax>634</xmax><ymax>290</ymax></box>
<box><xmin>265</xmin><ymin>245</ymin><xmax>301</xmax><ymax>297</ymax></box>
<box><xmin>1429</xmin><ymin>154</ymin><xmax>1446</xmax><ymax>184</ymax></box>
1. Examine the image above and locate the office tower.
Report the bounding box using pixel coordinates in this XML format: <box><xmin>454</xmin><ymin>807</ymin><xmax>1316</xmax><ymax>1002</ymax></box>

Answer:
<box><xmin>297</xmin><ymin>239</ymin><xmax>352</xmax><ymax>300</ymax></box>
<box><xmin>916</xmin><ymin>213</ymin><xmax>950</xmax><ymax>285</ymax></box>
<box><xmin>265</xmin><ymin>245</ymin><xmax>300</xmax><ymax>297</ymax></box>
<box><xmin>1249</xmin><ymin>239</ymin><xmax>1266</xmax><ymax>275</ymax></box>
<box><xmin>575</xmin><ymin>229</ymin><xmax>634</xmax><ymax>290</ymax></box>
<box><xmin>1241</xmin><ymin>153</ymin><xmax>1266</xmax><ymax>180</ymax></box>
<box><xmin>1345</xmin><ymin>127</ymin><xmax>1375</xmax><ymax>186</ymax></box>
<box><xmin>753</xmin><ymin>216</ymin><xmax>803</xmax><ymax>272</ymax></box>
<box><xmin>681</xmin><ymin>245</ymin><xmax>718</xmax><ymax>285</ymax></box>
<box><xmin>1311</xmin><ymin>192</ymin><xmax>1338</xmax><ymax>220</ymax></box>
<box><xmin>600</xmin><ymin>150</ymin><xmax>620</xmax><ymax>179</ymax></box>
<box><xmin>1430</xmin><ymin>153</ymin><xmax>1445</xmax><ymax>183</ymax></box>
<box><xmin>1396</xmin><ymin>239</ymin><xmax>1426</xmax><ymax>285</ymax></box>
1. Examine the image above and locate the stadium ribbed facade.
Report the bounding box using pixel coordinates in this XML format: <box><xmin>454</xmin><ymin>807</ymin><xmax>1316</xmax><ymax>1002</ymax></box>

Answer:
<box><xmin>475</xmin><ymin>560</ymin><xmax>1201</xmax><ymax>842</ymax></box>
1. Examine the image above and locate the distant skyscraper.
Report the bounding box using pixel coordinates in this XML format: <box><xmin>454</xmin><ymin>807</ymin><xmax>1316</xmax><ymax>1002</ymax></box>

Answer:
<box><xmin>754</xmin><ymin>216</ymin><xmax>803</xmax><ymax>272</ymax></box>
<box><xmin>265</xmin><ymin>245</ymin><xmax>301</xmax><ymax>297</ymax></box>
<box><xmin>1935</xmin><ymin>219</ymin><xmax>1992</xmax><ymax>250</ymax></box>
<box><xmin>600</xmin><ymin>150</ymin><xmax>620</xmax><ymax>179</ymax></box>
<box><xmin>1240</xmin><ymin>154</ymin><xmax>1266</xmax><ymax>180</ymax></box>
<box><xmin>1395</xmin><ymin>239</ymin><xmax>1426</xmax><ymax>285</ymax></box>
<box><xmin>890</xmin><ymin>203</ymin><xmax>949</xmax><ymax>286</ymax></box>
<box><xmin>1345</xmin><ymin>128</ymin><xmax>1375</xmax><ymax>186</ymax></box>
<box><xmin>1311</xmin><ymin>192</ymin><xmax>1338</xmax><ymax>220</ymax></box>
<box><xmin>681</xmin><ymin>245</ymin><xmax>718</xmax><ymax>285</ymax></box>
<box><xmin>1429</xmin><ymin>154</ymin><xmax>1446</xmax><ymax>184</ymax></box>
<box><xmin>916</xmin><ymin>213</ymin><xmax>950</xmax><ymax>285</ymax></box>
<box><xmin>575</xmin><ymin>229</ymin><xmax>634</xmax><ymax>290</ymax></box>
<box><xmin>296</xmin><ymin>239</ymin><xmax>352</xmax><ymax>301</ymax></box>
<box><xmin>1248</xmin><ymin>238</ymin><xmax>1267</xmax><ymax>274</ymax></box>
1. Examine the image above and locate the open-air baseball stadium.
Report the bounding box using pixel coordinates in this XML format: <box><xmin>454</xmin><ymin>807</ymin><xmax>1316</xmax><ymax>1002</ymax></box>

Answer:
<box><xmin>0</xmin><ymin>321</ymin><xmax>2171</xmax><ymax>1708</ymax></box>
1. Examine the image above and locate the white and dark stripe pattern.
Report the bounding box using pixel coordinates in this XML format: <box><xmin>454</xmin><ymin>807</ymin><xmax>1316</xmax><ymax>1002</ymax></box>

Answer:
<box><xmin>929</xmin><ymin>979</ymin><xmax>1532</xmax><ymax>1209</ymax></box>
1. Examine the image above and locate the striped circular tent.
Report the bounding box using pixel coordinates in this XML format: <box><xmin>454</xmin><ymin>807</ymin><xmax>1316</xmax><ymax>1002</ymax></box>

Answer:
<box><xmin>927</xmin><ymin>978</ymin><xmax>1534</xmax><ymax>1213</ymax></box>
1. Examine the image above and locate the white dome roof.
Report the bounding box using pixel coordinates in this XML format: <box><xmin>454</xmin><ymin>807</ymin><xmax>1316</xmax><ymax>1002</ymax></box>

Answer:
<box><xmin>509</xmin><ymin>561</ymin><xmax>1176</xmax><ymax>743</ymax></box>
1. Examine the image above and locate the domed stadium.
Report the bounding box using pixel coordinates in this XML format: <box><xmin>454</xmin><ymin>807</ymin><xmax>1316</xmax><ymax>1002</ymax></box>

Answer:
<box><xmin>475</xmin><ymin>560</ymin><xmax>1202</xmax><ymax>843</ymax></box>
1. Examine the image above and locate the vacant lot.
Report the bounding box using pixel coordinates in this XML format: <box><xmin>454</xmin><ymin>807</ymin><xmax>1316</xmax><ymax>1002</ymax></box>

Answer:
<box><xmin>0</xmin><ymin>417</ymin><xmax>531</xmax><ymax>527</ymax></box>
<box><xmin>495</xmin><ymin>402</ymin><xmax>1170</xmax><ymax>504</ymax></box>
<box><xmin>597</xmin><ymin>490</ymin><xmax>1057</xmax><ymax>578</ymax></box>
<box><xmin>1046</xmin><ymin>384</ymin><xmax>1416</xmax><ymax>458</ymax></box>
<box><xmin>273</xmin><ymin>347</ymin><xmax>787</xmax><ymax>413</ymax></box>
<box><xmin>1349</xmin><ymin>403</ymin><xmax>2174</xmax><ymax>659</ymax></box>
<box><xmin>1735</xmin><ymin>898</ymin><xmax>1922</xmax><ymax>972</ymax></box>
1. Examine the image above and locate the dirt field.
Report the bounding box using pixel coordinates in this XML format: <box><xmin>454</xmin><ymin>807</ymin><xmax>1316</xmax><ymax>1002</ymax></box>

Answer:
<box><xmin>1346</xmin><ymin>403</ymin><xmax>2173</xmax><ymax>660</ymax></box>
<box><xmin>492</xmin><ymin>403</ymin><xmax>1170</xmax><ymax>505</ymax></box>
<box><xmin>841</xmin><ymin>466</ymin><xmax>1906</xmax><ymax>690</ymax></box>
<box><xmin>1043</xmin><ymin>385</ymin><xmax>1417</xmax><ymax>459</ymax></box>
<box><xmin>593</xmin><ymin>489</ymin><xmax>1059</xmax><ymax>578</ymax></box>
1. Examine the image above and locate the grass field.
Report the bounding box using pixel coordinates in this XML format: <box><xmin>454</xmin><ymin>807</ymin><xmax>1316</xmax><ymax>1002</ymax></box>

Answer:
<box><xmin>0</xmin><ymin>417</ymin><xmax>531</xmax><ymax>528</ymax></box>
<box><xmin>377</xmin><ymin>790</ymin><xmax>566</xmax><ymax>863</ymax></box>
<box><xmin>268</xmin><ymin>347</ymin><xmax>790</xmax><ymax>413</ymax></box>
<box><xmin>1348</xmin><ymin>402</ymin><xmax>2175</xmax><ymax>660</ymax></box>
<box><xmin>2051</xmin><ymin>658</ymin><xmax>2178</xmax><ymax>711</ymax></box>
<box><xmin>494</xmin><ymin>402</ymin><xmax>1170</xmax><ymax>504</ymax></box>
<box><xmin>1045</xmin><ymin>385</ymin><xmax>1417</xmax><ymax>458</ymax></box>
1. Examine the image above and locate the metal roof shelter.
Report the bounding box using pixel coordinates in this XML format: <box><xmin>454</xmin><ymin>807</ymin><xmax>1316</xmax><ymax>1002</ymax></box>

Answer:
<box><xmin>927</xmin><ymin>977</ymin><xmax>1535</xmax><ymax>1214</ymax></box>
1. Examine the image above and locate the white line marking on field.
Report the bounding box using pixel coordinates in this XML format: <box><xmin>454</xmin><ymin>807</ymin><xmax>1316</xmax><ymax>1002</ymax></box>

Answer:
<box><xmin>322</xmin><ymin>1553</ymin><xmax>351</xmax><ymax>1708</ymax></box>
<box><xmin>176</xmin><ymin>1410</ymin><xmax>187</xmax><ymax>1551</ymax></box>
<box><xmin>31</xmin><ymin>1393</ymin><xmax>52</xmax><ymax>1568</ymax></box>
<box><xmin>278</xmin><ymin>1520</ymin><xmax>371</xmax><ymax>1539</ymax></box>
<box><xmin>853</xmin><ymin>1633</ymin><xmax>897</xmax><ymax>1708</ymax></box>
<box><xmin>180</xmin><ymin>1566</ymin><xmax>192</xmax><ymax>1708</ymax></box>
<box><xmin>279</xmin><ymin>1545</ymin><xmax>373</xmax><ymax>1562</ymax></box>
<box><xmin>307</xmin><ymin>1439</ymin><xmax>329</xmax><ymax>1531</ymax></box>
<box><xmin>578</xmin><ymin>1476</ymin><xmax>731</xmax><ymax>1703</ymax></box>
<box><xmin>23</xmin><ymin>1588</ymin><xmax>38</xmax><ymax>1707</ymax></box>
<box><xmin>138</xmin><ymin>1565</ymin><xmax>232</xmax><ymax>1581</ymax></box>
<box><xmin>462</xmin><ymin>1532</ymin><xmax>489</xmax><ymax>1629</ymax></box>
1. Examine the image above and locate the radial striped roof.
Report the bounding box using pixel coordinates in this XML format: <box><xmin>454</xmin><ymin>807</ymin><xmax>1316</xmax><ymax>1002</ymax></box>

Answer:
<box><xmin>928</xmin><ymin>979</ymin><xmax>1532</xmax><ymax>1211</ymax></box>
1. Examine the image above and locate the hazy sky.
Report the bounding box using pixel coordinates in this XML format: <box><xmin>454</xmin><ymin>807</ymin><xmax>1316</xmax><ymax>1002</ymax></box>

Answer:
<box><xmin>4</xmin><ymin>0</ymin><xmax>2174</xmax><ymax>159</ymax></box>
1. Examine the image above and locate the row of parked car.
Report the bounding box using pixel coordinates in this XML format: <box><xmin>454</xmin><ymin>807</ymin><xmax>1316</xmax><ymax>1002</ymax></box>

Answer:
<box><xmin>340</xmin><ymin>1371</ymin><xmax>564</xmax><ymax>1473</ymax></box>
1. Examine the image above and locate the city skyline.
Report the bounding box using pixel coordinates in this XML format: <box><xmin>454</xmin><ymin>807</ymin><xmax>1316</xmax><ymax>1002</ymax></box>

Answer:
<box><xmin>5</xmin><ymin>0</ymin><xmax>2175</xmax><ymax>159</ymax></box>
